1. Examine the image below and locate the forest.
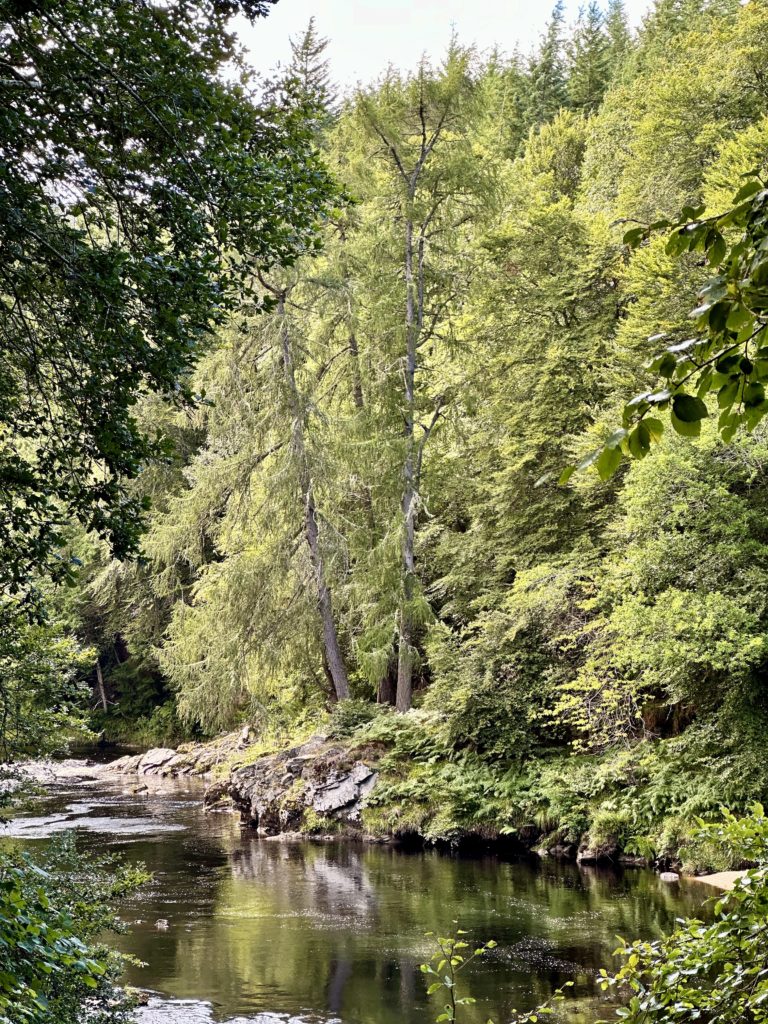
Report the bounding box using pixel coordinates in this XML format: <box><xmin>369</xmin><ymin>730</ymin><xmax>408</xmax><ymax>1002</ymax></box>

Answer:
<box><xmin>3</xmin><ymin>1</ymin><xmax>768</xmax><ymax>1023</ymax></box>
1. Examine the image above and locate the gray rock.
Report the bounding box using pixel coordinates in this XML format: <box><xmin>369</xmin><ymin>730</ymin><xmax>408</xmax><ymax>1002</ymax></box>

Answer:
<box><xmin>659</xmin><ymin>871</ymin><xmax>680</xmax><ymax>882</ymax></box>
<box><xmin>619</xmin><ymin>854</ymin><xmax>648</xmax><ymax>867</ymax></box>
<box><xmin>103</xmin><ymin>753</ymin><xmax>143</xmax><ymax>775</ymax></box>
<box><xmin>228</xmin><ymin>736</ymin><xmax>380</xmax><ymax>836</ymax></box>
<box><xmin>310</xmin><ymin>763</ymin><xmax>378</xmax><ymax>818</ymax></box>
<box><xmin>549</xmin><ymin>843</ymin><xmax>577</xmax><ymax>859</ymax></box>
<box><xmin>13</xmin><ymin>759</ymin><xmax>102</xmax><ymax>786</ymax></box>
<box><xmin>137</xmin><ymin>748</ymin><xmax>177</xmax><ymax>775</ymax></box>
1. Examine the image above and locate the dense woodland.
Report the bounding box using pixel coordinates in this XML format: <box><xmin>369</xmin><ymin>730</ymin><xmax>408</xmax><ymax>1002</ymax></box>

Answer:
<box><xmin>29</xmin><ymin>0</ymin><xmax>766</xmax><ymax>862</ymax></box>
<box><xmin>4</xmin><ymin>1</ymin><xmax>768</xmax><ymax>1021</ymax></box>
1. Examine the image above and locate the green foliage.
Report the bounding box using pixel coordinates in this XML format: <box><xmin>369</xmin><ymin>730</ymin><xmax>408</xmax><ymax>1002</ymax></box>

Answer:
<box><xmin>300</xmin><ymin>807</ymin><xmax>342</xmax><ymax>835</ymax></box>
<box><xmin>420</xmin><ymin>927</ymin><xmax>575</xmax><ymax>1024</ymax></box>
<box><xmin>10</xmin><ymin>0</ymin><xmax>768</xmax><ymax>887</ymax></box>
<box><xmin>327</xmin><ymin>698</ymin><xmax>383</xmax><ymax>739</ymax></box>
<box><xmin>420</xmin><ymin>929</ymin><xmax>497</xmax><ymax>1023</ymax></box>
<box><xmin>0</xmin><ymin>611</ymin><xmax>92</xmax><ymax>761</ymax></box>
<box><xmin>602</xmin><ymin>808</ymin><xmax>768</xmax><ymax>1024</ymax></box>
<box><xmin>90</xmin><ymin>660</ymin><xmax>189</xmax><ymax>746</ymax></box>
<box><xmin>0</xmin><ymin>0</ymin><xmax>337</xmax><ymax>611</ymax></box>
<box><xmin>567</xmin><ymin>1</ymin><xmax>612</xmax><ymax>113</ymax></box>
<box><xmin>575</xmin><ymin>167</ymin><xmax>768</xmax><ymax>479</ymax></box>
<box><xmin>0</xmin><ymin>835</ymin><xmax>146</xmax><ymax>1024</ymax></box>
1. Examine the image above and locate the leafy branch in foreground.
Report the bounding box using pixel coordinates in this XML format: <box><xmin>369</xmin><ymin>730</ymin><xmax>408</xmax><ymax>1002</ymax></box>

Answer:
<box><xmin>420</xmin><ymin>929</ymin><xmax>498</xmax><ymax>1023</ymax></box>
<box><xmin>0</xmin><ymin>834</ymin><xmax>147</xmax><ymax>1024</ymax></box>
<box><xmin>0</xmin><ymin>0</ymin><xmax>337</xmax><ymax>612</ymax></box>
<box><xmin>420</xmin><ymin>928</ymin><xmax>572</xmax><ymax>1024</ymax></box>
<box><xmin>563</xmin><ymin>171</ymin><xmax>768</xmax><ymax>483</ymax></box>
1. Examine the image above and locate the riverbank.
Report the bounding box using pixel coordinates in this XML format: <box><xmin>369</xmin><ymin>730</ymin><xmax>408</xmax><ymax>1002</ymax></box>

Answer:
<box><xmin>71</xmin><ymin>711</ymin><xmax>753</xmax><ymax>880</ymax></box>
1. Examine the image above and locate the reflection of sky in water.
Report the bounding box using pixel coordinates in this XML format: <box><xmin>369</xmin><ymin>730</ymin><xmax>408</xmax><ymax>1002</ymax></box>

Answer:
<box><xmin>136</xmin><ymin>996</ymin><xmax>337</xmax><ymax>1024</ymax></box>
<box><xmin>3</xmin><ymin>773</ymin><xmax>711</xmax><ymax>1024</ymax></box>
<box><xmin>3</xmin><ymin>795</ymin><xmax>187</xmax><ymax>838</ymax></box>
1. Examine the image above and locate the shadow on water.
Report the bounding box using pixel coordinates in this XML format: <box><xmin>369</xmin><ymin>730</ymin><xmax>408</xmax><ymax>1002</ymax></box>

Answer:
<box><xmin>2</xmin><ymin>775</ymin><xmax>710</xmax><ymax>1024</ymax></box>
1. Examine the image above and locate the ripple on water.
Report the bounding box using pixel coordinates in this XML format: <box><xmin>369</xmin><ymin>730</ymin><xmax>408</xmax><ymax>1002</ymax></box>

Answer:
<box><xmin>136</xmin><ymin>996</ymin><xmax>339</xmax><ymax>1024</ymax></box>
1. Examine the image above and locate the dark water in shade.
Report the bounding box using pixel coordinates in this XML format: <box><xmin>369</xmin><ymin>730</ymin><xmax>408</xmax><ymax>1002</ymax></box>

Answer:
<box><xmin>3</xmin><ymin>773</ymin><xmax>713</xmax><ymax>1024</ymax></box>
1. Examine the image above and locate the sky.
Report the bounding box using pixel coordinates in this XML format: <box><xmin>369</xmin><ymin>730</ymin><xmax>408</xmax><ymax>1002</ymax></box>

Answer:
<box><xmin>235</xmin><ymin>0</ymin><xmax>654</xmax><ymax>92</ymax></box>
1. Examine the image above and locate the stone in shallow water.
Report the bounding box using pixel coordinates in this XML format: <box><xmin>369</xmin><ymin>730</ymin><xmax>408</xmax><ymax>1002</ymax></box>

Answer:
<box><xmin>659</xmin><ymin>871</ymin><xmax>680</xmax><ymax>882</ymax></box>
<box><xmin>138</xmin><ymin>748</ymin><xmax>178</xmax><ymax>775</ymax></box>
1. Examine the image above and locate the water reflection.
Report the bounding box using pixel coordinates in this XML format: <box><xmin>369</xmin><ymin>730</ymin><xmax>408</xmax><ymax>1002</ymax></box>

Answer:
<box><xmin>4</xmin><ymin>777</ymin><xmax>710</xmax><ymax>1024</ymax></box>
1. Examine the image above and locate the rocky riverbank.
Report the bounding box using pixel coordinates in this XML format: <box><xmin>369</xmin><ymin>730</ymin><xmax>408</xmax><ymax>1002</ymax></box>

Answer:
<box><xmin>99</xmin><ymin>733</ymin><xmax>387</xmax><ymax>840</ymax></box>
<box><xmin>9</xmin><ymin>735</ymin><xmax>748</xmax><ymax>888</ymax></box>
<box><xmin>81</xmin><ymin>734</ymin><xmax>652</xmax><ymax>860</ymax></box>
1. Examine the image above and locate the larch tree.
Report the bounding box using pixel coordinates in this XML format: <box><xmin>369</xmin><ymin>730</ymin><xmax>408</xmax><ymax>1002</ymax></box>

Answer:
<box><xmin>355</xmin><ymin>48</ymin><xmax>488</xmax><ymax>712</ymax></box>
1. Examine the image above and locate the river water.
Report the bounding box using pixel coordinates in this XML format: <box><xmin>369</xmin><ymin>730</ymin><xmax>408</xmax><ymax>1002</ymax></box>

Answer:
<box><xmin>3</xmin><ymin>771</ymin><xmax>710</xmax><ymax>1024</ymax></box>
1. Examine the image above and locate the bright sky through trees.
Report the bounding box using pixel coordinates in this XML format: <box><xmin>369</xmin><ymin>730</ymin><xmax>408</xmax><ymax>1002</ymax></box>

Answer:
<box><xmin>237</xmin><ymin>0</ymin><xmax>652</xmax><ymax>88</ymax></box>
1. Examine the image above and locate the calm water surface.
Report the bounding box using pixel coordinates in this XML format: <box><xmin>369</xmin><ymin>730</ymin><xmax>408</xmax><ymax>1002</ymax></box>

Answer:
<box><xmin>4</xmin><ymin>772</ymin><xmax>712</xmax><ymax>1024</ymax></box>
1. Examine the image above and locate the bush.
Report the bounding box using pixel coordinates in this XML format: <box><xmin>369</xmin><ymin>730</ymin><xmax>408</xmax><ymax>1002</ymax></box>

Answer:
<box><xmin>603</xmin><ymin>807</ymin><xmax>768</xmax><ymax>1024</ymax></box>
<box><xmin>0</xmin><ymin>834</ymin><xmax>146</xmax><ymax>1024</ymax></box>
<box><xmin>326</xmin><ymin>698</ymin><xmax>384</xmax><ymax>739</ymax></box>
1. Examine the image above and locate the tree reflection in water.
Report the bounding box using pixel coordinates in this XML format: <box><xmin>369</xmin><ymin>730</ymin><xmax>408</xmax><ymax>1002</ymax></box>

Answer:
<box><xmin>8</xmin><ymin>778</ymin><xmax>709</xmax><ymax>1024</ymax></box>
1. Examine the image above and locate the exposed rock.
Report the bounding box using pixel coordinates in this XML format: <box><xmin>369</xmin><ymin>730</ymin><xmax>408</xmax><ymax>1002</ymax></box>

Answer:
<box><xmin>227</xmin><ymin>736</ymin><xmax>380</xmax><ymax>836</ymax></box>
<box><xmin>12</xmin><ymin>759</ymin><xmax>102</xmax><ymax>787</ymax></box>
<box><xmin>618</xmin><ymin>854</ymin><xmax>648</xmax><ymax>867</ymax></box>
<box><xmin>203</xmin><ymin>778</ymin><xmax>231</xmax><ymax>809</ymax></box>
<box><xmin>312</xmin><ymin>762</ymin><xmax>377</xmax><ymax>815</ymax></box>
<box><xmin>540</xmin><ymin>843</ymin><xmax>577</xmax><ymax>860</ymax></box>
<box><xmin>101</xmin><ymin>733</ymin><xmax>244</xmax><ymax>779</ymax></box>
<box><xmin>576</xmin><ymin>848</ymin><xmax>599</xmax><ymax>864</ymax></box>
<box><xmin>103</xmin><ymin>753</ymin><xmax>143</xmax><ymax>775</ymax></box>
<box><xmin>659</xmin><ymin>871</ymin><xmax>680</xmax><ymax>882</ymax></box>
<box><xmin>691</xmin><ymin>870</ymin><xmax>747</xmax><ymax>890</ymax></box>
<box><xmin>138</xmin><ymin>748</ymin><xmax>177</xmax><ymax>775</ymax></box>
<box><xmin>577</xmin><ymin>839</ymin><xmax>618</xmax><ymax>864</ymax></box>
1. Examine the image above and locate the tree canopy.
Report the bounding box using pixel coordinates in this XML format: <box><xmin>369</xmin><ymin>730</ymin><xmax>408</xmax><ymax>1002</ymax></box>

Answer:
<box><xmin>0</xmin><ymin>0</ymin><xmax>337</xmax><ymax>611</ymax></box>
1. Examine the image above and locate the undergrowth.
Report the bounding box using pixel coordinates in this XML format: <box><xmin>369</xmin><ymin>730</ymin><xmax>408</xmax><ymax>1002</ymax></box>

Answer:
<box><xmin>351</xmin><ymin>708</ymin><xmax>768</xmax><ymax>866</ymax></box>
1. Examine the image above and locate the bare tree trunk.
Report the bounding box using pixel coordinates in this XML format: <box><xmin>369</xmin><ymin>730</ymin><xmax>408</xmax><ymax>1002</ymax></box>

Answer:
<box><xmin>348</xmin><ymin>329</ymin><xmax>365</xmax><ymax>411</ymax></box>
<box><xmin>278</xmin><ymin>293</ymin><xmax>350</xmax><ymax>702</ymax></box>
<box><xmin>95</xmin><ymin>659</ymin><xmax>108</xmax><ymax>713</ymax></box>
<box><xmin>396</xmin><ymin>217</ymin><xmax>417</xmax><ymax>713</ymax></box>
<box><xmin>367</xmin><ymin>91</ymin><xmax>450</xmax><ymax>713</ymax></box>
<box><xmin>304</xmin><ymin>479</ymin><xmax>350</xmax><ymax>700</ymax></box>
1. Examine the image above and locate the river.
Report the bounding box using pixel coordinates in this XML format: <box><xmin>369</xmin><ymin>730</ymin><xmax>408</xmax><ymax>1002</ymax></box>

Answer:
<box><xmin>3</xmin><ymin>769</ymin><xmax>710</xmax><ymax>1024</ymax></box>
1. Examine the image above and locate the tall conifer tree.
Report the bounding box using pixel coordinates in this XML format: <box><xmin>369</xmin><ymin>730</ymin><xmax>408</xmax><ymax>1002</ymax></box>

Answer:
<box><xmin>567</xmin><ymin>1</ymin><xmax>611</xmax><ymax>113</ymax></box>
<box><xmin>288</xmin><ymin>17</ymin><xmax>337</xmax><ymax>121</ymax></box>
<box><xmin>526</xmin><ymin>2</ymin><xmax>568</xmax><ymax>127</ymax></box>
<box><xmin>605</xmin><ymin>0</ymin><xmax>633</xmax><ymax>76</ymax></box>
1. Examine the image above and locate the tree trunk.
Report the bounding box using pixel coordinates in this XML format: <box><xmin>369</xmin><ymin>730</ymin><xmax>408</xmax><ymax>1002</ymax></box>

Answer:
<box><xmin>304</xmin><ymin>480</ymin><xmax>350</xmax><ymax>700</ymax></box>
<box><xmin>278</xmin><ymin>293</ymin><xmax>350</xmax><ymax>702</ymax></box>
<box><xmin>396</xmin><ymin>217</ymin><xmax>417</xmax><ymax>713</ymax></box>
<box><xmin>95</xmin><ymin>659</ymin><xmax>108</xmax><ymax>713</ymax></box>
<box><xmin>349</xmin><ymin>330</ymin><xmax>365</xmax><ymax>411</ymax></box>
<box><xmin>377</xmin><ymin>663</ymin><xmax>397</xmax><ymax>705</ymax></box>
